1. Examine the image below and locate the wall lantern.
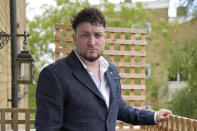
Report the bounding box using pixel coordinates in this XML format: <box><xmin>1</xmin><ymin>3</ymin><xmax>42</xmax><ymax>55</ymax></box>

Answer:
<box><xmin>0</xmin><ymin>31</ymin><xmax>35</xmax><ymax>85</ymax></box>
<box><xmin>15</xmin><ymin>50</ymin><xmax>35</xmax><ymax>84</ymax></box>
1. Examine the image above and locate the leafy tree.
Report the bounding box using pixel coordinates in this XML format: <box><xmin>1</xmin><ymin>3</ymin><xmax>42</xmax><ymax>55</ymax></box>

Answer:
<box><xmin>169</xmin><ymin>36</ymin><xmax>197</xmax><ymax>88</ymax></box>
<box><xmin>177</xmin><ymin>0</ymin><xmax>197</xmax><ymax>17</ymax></box>
<box><xmin>169</xmin><ymin>87</ymin><xmax>197</xmax><ymax>119</ymax></box>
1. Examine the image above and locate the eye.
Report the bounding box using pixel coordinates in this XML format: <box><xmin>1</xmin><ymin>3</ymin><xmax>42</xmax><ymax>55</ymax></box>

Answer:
<box><xmin>80</xmin><ymin>33</ymin><xmax>88</xmax><ymax>38</ymax></box>
<box><xmin>95</xmin><ymin>33</ymin><xmax>104</xmax><ymax>38</ymax></box>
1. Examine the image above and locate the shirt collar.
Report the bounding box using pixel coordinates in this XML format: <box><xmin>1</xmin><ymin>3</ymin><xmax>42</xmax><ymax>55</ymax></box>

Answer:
<box><xmin>74</xmin><ymin>49</ymin><xmax>109</xmax><ymax>72</ymax></box>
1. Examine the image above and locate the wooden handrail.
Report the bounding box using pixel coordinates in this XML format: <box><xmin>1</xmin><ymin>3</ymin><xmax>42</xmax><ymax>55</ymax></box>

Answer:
<box><xmin>145</xmin><ymin>114</ymin><xmax>197</xmax><ymax>131</ymax></box>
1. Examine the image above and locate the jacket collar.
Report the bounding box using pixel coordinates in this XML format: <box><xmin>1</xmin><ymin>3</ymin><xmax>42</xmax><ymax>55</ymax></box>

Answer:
<box><xmin>67</xmin><ymin>50</ymin><xmax>104</xmax><ymax>101</ymax></box>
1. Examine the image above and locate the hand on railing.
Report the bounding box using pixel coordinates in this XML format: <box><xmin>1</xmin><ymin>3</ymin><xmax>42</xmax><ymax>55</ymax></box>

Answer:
<box><xmin>156</xmin><ymin>109</ymin><xmax>172</xmax><ymax>123</ymax></box>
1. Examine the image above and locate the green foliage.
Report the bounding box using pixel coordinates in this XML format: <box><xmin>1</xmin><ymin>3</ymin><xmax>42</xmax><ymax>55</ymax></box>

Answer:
<box><xmin>168</xmin><ymin>37</ymin><xmax>197</xmax><ymax>87</ymax></box>
<box><xmin>169</xmin><ymin>87</ymin><xmax>197</xmax><ymax>119</ymax></box>
<box><xmin>168</xmin><ymin>34</ymin><xmax>197</xmax><ymax>118</ymax></box>
<box><xmin>146</xmin><ymin>77</ymin><xmax>168</xmax><ymax>104</ymax></box>
<box><xmin>178</xmin><ymin>0</ymin><xmax>197</xmax><ymax>17</ymax></box>
<box><xmin>152</xmin><ymin>104</ymin><xmax>166</xmax><ymax>111</ymax></box>
<box><xmin>168</xmin><ymin>0</ymin><xmax>197</xmax><ymax>119</ymax></box>
<box><xmin>177</xmin><ymin>6</ymin><xmax>187</xmax><ymax>16</ymax></box>
<box><xmin>28</xmin><ymin>85</ymin><xmax>36</xmax><ymax>108</ymax></box>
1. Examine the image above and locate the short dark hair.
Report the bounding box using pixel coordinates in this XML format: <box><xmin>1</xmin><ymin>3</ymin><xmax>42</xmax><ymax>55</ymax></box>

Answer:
<box><xmin>71</xmin><ymin>8</ymin><xmax>106</xmax><ymax>31</ymax></box>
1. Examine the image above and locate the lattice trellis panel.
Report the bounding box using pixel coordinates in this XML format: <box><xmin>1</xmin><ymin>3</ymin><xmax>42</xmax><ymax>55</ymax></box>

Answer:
<box><xmin>55</xmin><ymin>24</ymin><xmax>147</xmax><ymax>131</ymax></box>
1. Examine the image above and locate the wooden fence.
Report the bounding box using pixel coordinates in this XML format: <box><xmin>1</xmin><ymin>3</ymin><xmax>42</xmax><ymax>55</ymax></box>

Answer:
<box><xmin>0</xmin><ymin>108</ymin><xmax>36</xmax><ymax>131</ymax></box>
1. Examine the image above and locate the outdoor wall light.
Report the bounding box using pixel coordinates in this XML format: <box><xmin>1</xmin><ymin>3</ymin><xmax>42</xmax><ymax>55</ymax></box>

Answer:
<box><xmin>0</xmin><ymin>30</ymin><xmax>35</xmax><ymax>85</ymax></box>
<box><xmin>15</xmin><ymin>50</ymin><xmax>35</xmax><ymax>85</ymax></box>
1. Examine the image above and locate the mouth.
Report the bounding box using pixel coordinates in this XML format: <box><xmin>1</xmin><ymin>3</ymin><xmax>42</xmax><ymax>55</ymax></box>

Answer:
<box><xmin>87</xmin><ymin>48</ymin><xmax>97</xmax><ymax>51</ymax></box>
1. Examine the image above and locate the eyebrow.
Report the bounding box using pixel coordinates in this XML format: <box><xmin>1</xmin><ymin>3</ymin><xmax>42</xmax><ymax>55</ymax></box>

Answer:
<box><xmin>80</xmin><ymin>31</ymin><xmax>104</xmax><ymax>34</ymax></box>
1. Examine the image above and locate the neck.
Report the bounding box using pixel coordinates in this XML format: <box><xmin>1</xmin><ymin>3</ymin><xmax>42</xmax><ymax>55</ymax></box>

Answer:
<box><xmin>81</xmin><ymin>57</ymin><xmax>101</xmax><ymax>80</ymax></box>
<box><xmin>81</xmin><ymin>57</ymin><xmax>99</xmax><ymax>70</ymax></box>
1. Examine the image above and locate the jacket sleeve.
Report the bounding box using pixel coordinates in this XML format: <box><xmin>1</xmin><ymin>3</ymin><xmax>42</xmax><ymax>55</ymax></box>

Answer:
<box><xmin>116</xmin><ymin>79</ymin><xmax>156</xmax><ymax>125</ymax></box>
<box><xmin>117</xmin><ymin>99</ymin><xmax>156</xmax><ymax>125</ymax></box>
<box><xmin>35</xmin><ymin>67</ymin><xmax>64</xmax><ymax>131</ymax></box>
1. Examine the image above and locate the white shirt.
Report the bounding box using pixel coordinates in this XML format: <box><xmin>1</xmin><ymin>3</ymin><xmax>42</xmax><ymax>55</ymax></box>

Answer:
<box><xmin>74</xmin><ymin>49</ymin><xmax>110</xmax><ymax>108</ymax></box>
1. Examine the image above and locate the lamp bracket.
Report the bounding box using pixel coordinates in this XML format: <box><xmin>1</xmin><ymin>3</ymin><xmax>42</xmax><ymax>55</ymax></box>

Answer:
<box><xmin>0</xmin><ymin>31</ymin><xmax>30</xmax><ymax>49</ymax></box>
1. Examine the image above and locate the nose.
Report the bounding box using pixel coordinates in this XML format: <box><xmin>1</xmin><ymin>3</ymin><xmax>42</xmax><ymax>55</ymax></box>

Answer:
<box><xmin>88</xmin><ymin>35</ymin><xmax>96</xmax><ymax>46</ymax></box>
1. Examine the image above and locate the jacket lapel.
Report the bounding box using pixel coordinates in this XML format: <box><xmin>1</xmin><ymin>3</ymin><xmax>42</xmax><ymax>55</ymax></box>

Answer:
<box><xmin>73</xmin><ymin>69</ymin><xmax>104</xmax><ymax>100</ymax></box>
<box><xmin>105</xmin><ymin>65</ymin><xmax>121</xmax><ymax>109</ymax></box>
<box><xmin>67</xmin><ymin>50</ymin><xmax>104</xmax><ymax>101</ymax></box>
<box><xmin>105</xmin><ymin>70</ymin><xmax>115</xmax><ymax>106</ymax></box>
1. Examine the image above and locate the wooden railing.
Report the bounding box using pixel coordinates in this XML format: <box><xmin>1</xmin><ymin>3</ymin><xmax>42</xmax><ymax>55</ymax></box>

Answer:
<box><xmin>1</xmin><ymin>109</ymin><xmax>197</xmax><ymax>131</ymax></box>
<box><xmin>0</xmin><ymin>108</ymin><xmax>36</xmax><ymax>131</ymax></box>
<box><xmin>145</xmin><ymin>115</ymin><xmax>197</xmax><ymax>131</ymax></box>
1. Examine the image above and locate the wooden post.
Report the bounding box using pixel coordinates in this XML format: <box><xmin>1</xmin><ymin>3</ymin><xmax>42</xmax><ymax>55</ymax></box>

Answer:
<box><xmin>25</xmin><ymin>109</ymin><xmax>30</xmax><ymax>131</ymax></box>
<box><xmin>1</xmin><ymin>109</ymin><xmax>6</xmax><ymax>131</ymax></box>
<box><xmin>12</xmin><ymin>109</ymin><xmax>18</xmax><ymax>131</ymax></box>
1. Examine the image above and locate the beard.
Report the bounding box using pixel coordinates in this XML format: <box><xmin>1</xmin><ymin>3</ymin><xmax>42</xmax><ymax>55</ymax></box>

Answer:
<box><xmin>79</xmin><ymin>50</ymin><xmax>103</xmax><ymax>62</ymax></box>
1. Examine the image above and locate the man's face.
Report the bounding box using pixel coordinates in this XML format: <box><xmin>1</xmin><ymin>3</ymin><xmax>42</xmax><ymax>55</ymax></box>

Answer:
<box><xmin>73</xmin><ymin>22</ymin><xmax>105</xmax><ymax>62</ymax></box>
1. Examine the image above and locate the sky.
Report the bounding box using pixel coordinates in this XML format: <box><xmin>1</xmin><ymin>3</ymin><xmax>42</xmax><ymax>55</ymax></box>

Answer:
<box><xmin>26</xmin><ymin>0</ymin><xmax>178</xmax><ymax>21</ymax></box>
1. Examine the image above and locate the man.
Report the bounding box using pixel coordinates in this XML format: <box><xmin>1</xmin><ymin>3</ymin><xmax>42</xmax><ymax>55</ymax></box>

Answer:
<box><xmin>35</xmin><ymin>8</ymin><xmax>172</xmax><ymax>131</ymax></box>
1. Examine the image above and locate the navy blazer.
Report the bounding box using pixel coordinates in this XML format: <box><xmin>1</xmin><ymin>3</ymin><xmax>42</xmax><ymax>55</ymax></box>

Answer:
<box><xmin>35</xmin><ymin>50</ymin><xmax>155</xmax><ymax>131</ymax></box>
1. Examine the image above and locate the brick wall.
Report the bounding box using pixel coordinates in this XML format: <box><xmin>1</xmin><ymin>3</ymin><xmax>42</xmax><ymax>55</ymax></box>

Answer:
<box><xmin>17</xmin><ymin>0</ymin><xmax>29</xmax><ymax>108</ymax></box>
<box><xmin>174</xmin><ymin>18</ymin><xmax>197</xmax><ymax>40</ymax></box>
<box><xmin>0</xmin><ymin>0</ymin><xmax>11</xmax><ymax>108</ymax></box>
<box><xmin>0</xmin><ymin>0</ymin><xmax>28</xmax><ymax>109</ymax></box>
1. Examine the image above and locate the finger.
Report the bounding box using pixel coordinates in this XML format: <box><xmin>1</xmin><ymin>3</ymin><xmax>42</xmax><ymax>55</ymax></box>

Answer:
<box><xmin>165</xmin><ymin>111</ymin><xmax>172</xmax><ymax>116</ymax></box>
<box><xmin>160</xmin><ymin>115</ymin><xmax>170</xmax><ymax>121</ymax></box>
<box><xmin>163</xmin><ymin>112</ymin><xmax>171</xmax><ymax>116</ymax></box>
<box><xmin>161</xmin><ymin>110</ymin><xmax>172</xmax><ymax>115</ymax></box>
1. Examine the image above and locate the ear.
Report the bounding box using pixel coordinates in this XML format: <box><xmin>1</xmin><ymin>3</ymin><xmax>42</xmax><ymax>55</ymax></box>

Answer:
<box><xmin>104</xmin><ymin>34</ymin><xmax>106</xmax><ymax>39</ymax></box>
